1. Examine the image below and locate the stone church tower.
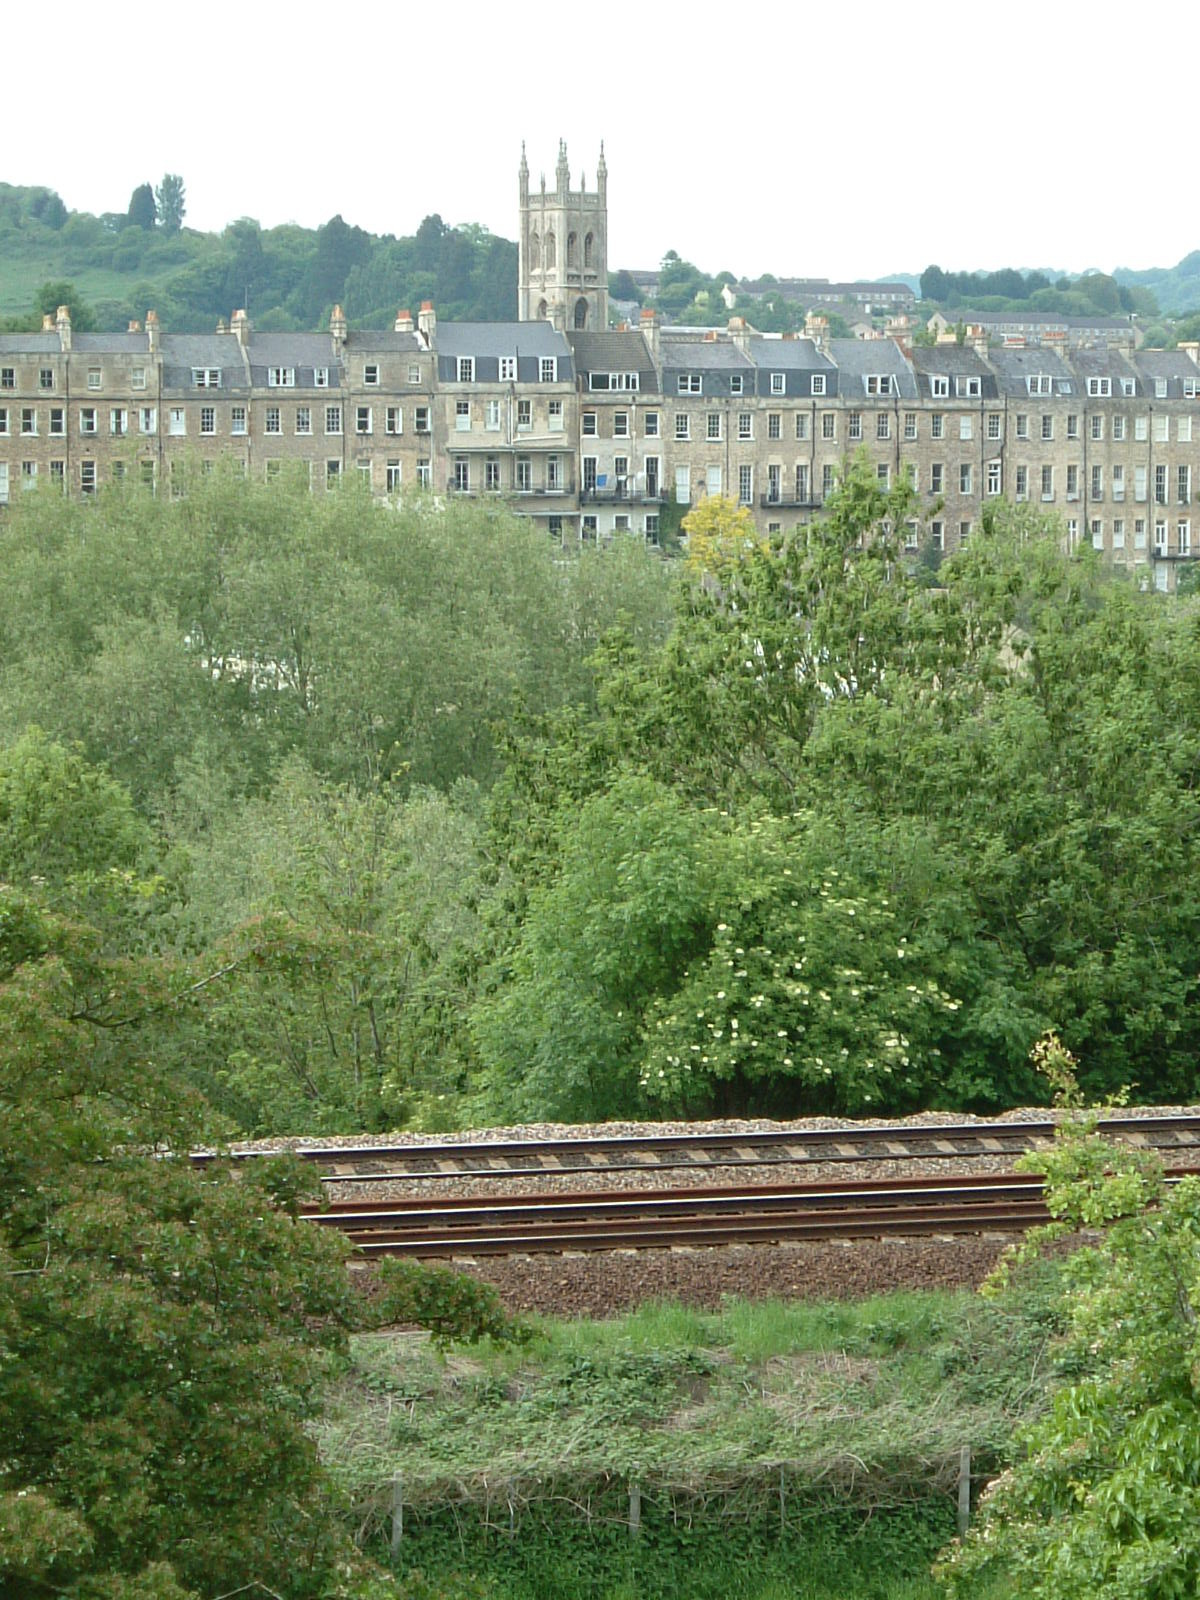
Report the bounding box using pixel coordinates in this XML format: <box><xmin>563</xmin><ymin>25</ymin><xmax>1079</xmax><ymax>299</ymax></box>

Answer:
<box><xmin>518</xmin><ymin>141</ymin><xmax>608</xmax><ymax>331</ymax></box>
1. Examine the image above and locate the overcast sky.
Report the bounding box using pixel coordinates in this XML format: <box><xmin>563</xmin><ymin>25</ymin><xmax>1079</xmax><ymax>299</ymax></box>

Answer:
<box><xmin>9</xmin><ymin>2</ymin><xmax>1199</xmax><ymax>284</ymax></box>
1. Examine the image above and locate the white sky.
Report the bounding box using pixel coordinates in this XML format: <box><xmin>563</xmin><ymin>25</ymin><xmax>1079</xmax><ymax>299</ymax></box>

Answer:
<box><xmin>8</xmin><ymin>1</ymin><xmax>1199</xmax><ymax>284</ymax></box>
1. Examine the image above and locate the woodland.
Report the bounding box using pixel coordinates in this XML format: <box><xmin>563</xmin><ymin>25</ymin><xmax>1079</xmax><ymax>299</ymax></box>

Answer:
<box><xmin>5</xmin><ymin>464</ymin><xmax>1200</xmax><ymax>1596</ymax></box>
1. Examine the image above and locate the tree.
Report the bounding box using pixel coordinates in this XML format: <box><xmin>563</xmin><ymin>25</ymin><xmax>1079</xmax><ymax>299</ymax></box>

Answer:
<box><xmin>679</xmin><ymin>493</ymin><xmax>765</xmax><ymax>577</ymax></box>
<box><xmin>33</xmin><ymin>281</ymin><xmax>96</xmax><ymax>332</ymax></box>
<box><xmin>920</xmin><ymin>264</ymin><xmax>949</xmax><ymax>302</ymax></box>
<box><xmin>154</xmin><ymin>173</ymin><xmax>186</xmax><ymax>234</ymax></box>
<box><xmin>0</xmin><ymin>734</ymin><xmax>523</xmax><ymax>1596</ymax></box>
<box><xmin>941</xmin><ymin>1036</ymin><xmax>1200</xmax><ymax>1600</ymax></box>
<box><xmin>126</xmin><ymin>182</ymin><xmax>157</xmax><ymax>230</ymax></box>
<box><xmin>609</xmin><ymin>268</ymin><xmax>641</xmax><ymax>303</ymax></box>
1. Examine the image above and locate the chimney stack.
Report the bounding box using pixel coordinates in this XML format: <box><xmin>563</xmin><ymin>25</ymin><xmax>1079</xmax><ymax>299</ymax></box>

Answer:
<box><xmin>128</xmin><ymin>320</ymin><xmax>142</xmax><ymax>334</ymax></box>
<box><xmin>230</xmin><ymin>308</ymin><xmax>249</xmax><ymax>347</ymax></box>
<box><xmin>804</xmin><ymin>311</ymin><xmax>828</xmax><ymax>350</ymax></box>
<box><xmin>1179</xmin><ymin>341</ymin><xmax>1200</xmax><ymax>367</ymax></box>
<box><xmin>395</xmin><ymin>308</ymin><xmax>414</xmax><ymax>333</ymax></box>
<box><xmin>639</xmin><ymin>306</ymin><xmax>659</xmax><ymax>361</ymax></box>
<box><xmin>216</xmin><ymin>316</ymin><xmax>228</xmax><ymax>334</ymax></box>
<box><xmin>55</xmin><ymin>305</ymin><xmax>72</xmax><ymax>352</ymax></box>
<box><xmin>146</xmin><ymin>310</ymin><xmax>159</xmax><ymax>353</ymax></box>
<box><xmin>41</xmin><ymin>314</ymin><xmax>54</xmax><ymax>332</ymax></box>
<box><xmin>330</xmin><ymin>303</ymin><xmax>348</xmax><ymax>352</ymax></box>
<box><xmin>417</xmin><ymin>300</ymin><xmax>437</xmax><ymax>347</ymax></box>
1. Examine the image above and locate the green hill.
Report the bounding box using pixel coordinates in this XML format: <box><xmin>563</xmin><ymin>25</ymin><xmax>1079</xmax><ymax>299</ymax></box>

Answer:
<box><xmin>0</xmin><ymin>181</ymin><xmax>517</xmax><ymax>332</ymax></box>
<box><xmin>1114</xmin><ymin>250</ymin><xmax>1200</xmax><ymax>315</ymax></box>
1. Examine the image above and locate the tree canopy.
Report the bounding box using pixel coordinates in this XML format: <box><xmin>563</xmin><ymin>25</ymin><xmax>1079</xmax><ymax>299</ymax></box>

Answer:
<box><xmin>942</xmin><ymin>1038</ymin><xmax>1200</xmax><ymax>1600</ymax></box>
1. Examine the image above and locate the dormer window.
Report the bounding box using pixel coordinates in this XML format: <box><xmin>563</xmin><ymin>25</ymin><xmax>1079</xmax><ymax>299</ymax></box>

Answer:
<box><xmin>678</xmin><ymin>374</ymin><xmax>702</xmax><ymax>394</ymax></box>
<box><xmin>1121</xmin><ymin>378</ymin><xmax>1135</xmax><ymax>396</ymax></box>
<box><xmin>314</xmin><ymin>367</ymin><xmax>329</xmax><ymax>388</ymax></box>
<box><xmin>730</xmin><ymin>374</ymin><xmax>744</xmax><ymax>394</ymax></box>
<box><xmin>955</xmin><ymin>376</ymin><xmax>981</xmax><ymax>397</ymax></box>
<box><xmin>1087</xmin><ymin>376</ymin><xmax>1112</xmax><ymax>397</ymax></box>
<box><xmin>268</xmin><ymin>368</ymin><xmax>295</xmax><ymax>388</ymax></box>
<box><xmin>499</xmin><ymin>357</ymin><xmax>516</xmax><ymax>381</ymax></box>
<box><xmin>1155</xmin><ymin>377</ymin><xmax>1168</xmax><ymax>398</ymax></box>
<box><xmin>588</xmin><ymin>371</ymin><xmax>638</xmax><ymax>391</ymax></box>
<box><xmin>811</xmin><ymin>374</ymin><xmax>826</xmax><ymax>395</ymax></box>
<box><xmin>1027</xmin><ymin>375</ymin><xmax>1052</xmax><ymax>396</ymax></box>
<box><xmin>865</xmin><ymin>375</ymin><xmax>894</xmax><ymax>396</ymax></box>
<box><xmin>539</xmin><ymin>357</ymin><xmax>558</xmax><ymax>383</ymax></box>
<box><xmin>770</xmin><ymin>373</ymin><xmax>785</xmax><ymax>395</ymax></box>
<box><xmin>192</xmin><ymin>367</ymin><xmax>221</xmax><ymax>387</ymax></box>
<box><xmin>457</xmin><ymin>357</ymin><xmax>475</xmax><ymax>382</ymax></box>
<box><xmin>930</xmin><ymin>375</ymin><xmax>949</xmax><ymax>397</ymax></box>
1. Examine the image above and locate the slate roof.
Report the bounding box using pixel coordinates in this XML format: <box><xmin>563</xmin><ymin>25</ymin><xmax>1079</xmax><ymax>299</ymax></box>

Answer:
<box><xmin>567</xmin><ymin>330</ymin><xmax>659</xmax><ymax>391</ymax></box>
<box><xmin>160</xmin><ymin>334</ymin><xmax>249</xmax><ymax>391</ymax></box>
<box><xmin>343</xmin><ymin>331</ymin><xmax>425</xmax><ymax>353</ymax></box>
<box><xmin>985</xmin><ymin>345</ymin><xmax>1079</xmax><ymax>397</ymax></box>
<box><xmin>1133</xmin><ymin>350</ymin><xmax>1200</xmax><ymax>398</ymax></box>
<box><xmin>244</xmin><ymin>333</ymin><xmax>342</xmax><ymax>388</ymax></box>
<box><xmin>0</xmin><ymin>335</ymin><xmax>61</xmax><ymax>354</ymax></box>
<box><xmin>909</xmin><ymin>345</ymin><xmax>1000</xmax><ymax>399</ymax></box>
<box><xmin>435</xmin><ymin>322</ymin><xmax>570</xmax><ymax>359</ymax></box>
<box><xmin>745</xmin><ymin>337</ymin><xmax>830</xmax><ymax>372</ymax></box>
<box><xmin>829</xmin><ymin>338</ymin><xmax>918</xmax><ymax>399</ymax></box>
<box><xmin>1071</xmin><ymin>347</ymin><xmax>1141</xmax><ymax>390</ymax></box>
<box><xmin>74</xmin><ymin>333</ymin><xmax>150</xmax><ymax>352</ymax></box>
<box><xmin>948</xmin><ymin>309</ymin><xmax>1132</xmax><ymax>331</ymax></box>
<box><xmin>659</xmin><ymin>339</ymin><xmax>754</xmax><ymax>372</ymax></box>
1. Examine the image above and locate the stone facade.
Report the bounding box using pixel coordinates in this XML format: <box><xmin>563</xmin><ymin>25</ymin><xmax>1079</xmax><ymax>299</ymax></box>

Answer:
<box><xmin>517</xmin><ymin>142</ymin><xmax>608</xmax><ymax>333</ymax></box>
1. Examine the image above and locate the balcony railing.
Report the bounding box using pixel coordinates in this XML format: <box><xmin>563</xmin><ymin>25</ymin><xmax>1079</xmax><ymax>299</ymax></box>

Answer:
<box><xmin>759</xmin><ymin>491</ymin><xmax>822</xmax><ymax>509</ymax></box>
<box><xmin>447</xmin><ymin>478</ymin><xmax>576</xmax><ymax>497</ymax></box>
<box><xmin>580</xmin><ymin>481</ymin><xmax>662</xmax><ymax>504</ymax></box>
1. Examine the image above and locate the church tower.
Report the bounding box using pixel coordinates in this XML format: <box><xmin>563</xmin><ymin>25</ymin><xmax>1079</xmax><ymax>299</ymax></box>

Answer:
<box><xmin>518</xmin><ymin>140</ymin><xmax>608</xmax><ymax>331</ymax></box>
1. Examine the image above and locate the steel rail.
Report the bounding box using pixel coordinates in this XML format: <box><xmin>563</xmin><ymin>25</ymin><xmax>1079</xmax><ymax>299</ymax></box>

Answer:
<box><xmin>315</xmin><ymin>1168</ymin><xmax>1199</xmax><ymax>1257</ymax></box>
<box><xmin>192</xmin><ymin>1111</ymin><xmax>1200</xmax><ymax>1182</ymax></box>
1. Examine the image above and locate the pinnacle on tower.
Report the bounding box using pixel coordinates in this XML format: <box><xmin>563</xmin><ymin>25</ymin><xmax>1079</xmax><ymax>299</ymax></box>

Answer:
<box><xmin>556</xmin><ymin>139</ymin><xmax>570</xmax><ymax>194</ymax></box>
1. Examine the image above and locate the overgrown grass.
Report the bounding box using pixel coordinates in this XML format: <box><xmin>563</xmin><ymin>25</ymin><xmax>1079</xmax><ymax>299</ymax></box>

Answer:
<box><xmin>319</xmin><ymin>1273</ymin><xmax>1066</xmax><ymax>1596</ymax></box>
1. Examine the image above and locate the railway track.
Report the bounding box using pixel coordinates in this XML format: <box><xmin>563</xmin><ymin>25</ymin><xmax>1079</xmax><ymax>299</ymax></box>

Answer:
<box><xmin>197</xmin><ymin>1112</ymin><xmax>1200</xmax><ymax>1184</ymax></box>
<box><xmin>301</xmin><ymin>1168</ymin><xmax>1180</xmax><ymax>1257</ymax></box>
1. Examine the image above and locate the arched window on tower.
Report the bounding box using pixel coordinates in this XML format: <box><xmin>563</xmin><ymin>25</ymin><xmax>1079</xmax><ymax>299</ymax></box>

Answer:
<box><xmin>545</xmin><ymin>232</ymin><xmax>556</xmax><ymax>269</ymax></box>
<box><xmin>584</xmin><ymin>232</ymin><xmax>594</xmax><ymax>268</ymax></box>
<box><xmin>574</xmin><ymin>298</ymin><xmax>588</xmax><ymax>330</ymax></box>
<box><xmin>530</xmin><ymin>232</ymin><xmax>541</xmax><ymax>270</ymax></box>
<box><xmin>567</xmin><ymin>233</ymin><xmax>577</xmax><ymax>267</ymax></box>
<box><xmin>537</xmin><ymin>299</ymin><xmax>548</xmax><ymax>321</ymax></box>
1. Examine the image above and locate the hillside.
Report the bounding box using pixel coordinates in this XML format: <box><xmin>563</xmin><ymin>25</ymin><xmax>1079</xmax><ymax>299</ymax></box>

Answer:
<box><xmin>0</xmin><ymin>181</ymin><xmax>517</xmax><ymax>331</ymax></box>
<box><xmin>1114</xmin><ymin>250</ymin><xmax>1200</xmax><ymax>314</ymax></box>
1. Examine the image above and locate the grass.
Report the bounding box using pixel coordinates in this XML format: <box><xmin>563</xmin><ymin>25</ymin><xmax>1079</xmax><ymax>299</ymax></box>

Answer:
<box><xmin>317</xmin><ymin>1274</ymin><xmax>1067</xmax><ymax>1596</ymax></box>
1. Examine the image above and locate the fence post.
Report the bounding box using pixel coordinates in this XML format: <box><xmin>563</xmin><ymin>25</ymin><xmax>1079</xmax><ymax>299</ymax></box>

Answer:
<box><xmin>391</xmin><ymin>1472</ymin><xmax>404</xmax><ymax>1561</ymax></box>
<box><xmin>629</xmin><ymin>1481</ymin><xmax>641</xmax><ymax>1539</ymax></box>
<box><xmin>957</xmin><ymin>1447</ymin><xmax>971</xmax><ymax>1538</ymax></box>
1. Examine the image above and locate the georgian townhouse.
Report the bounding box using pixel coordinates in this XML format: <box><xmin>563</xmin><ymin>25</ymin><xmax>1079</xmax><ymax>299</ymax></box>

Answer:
<box><xmin>158</xmin><ymin>325</ymin><xmax>252</xmax><ymax>488</ymax></box>
<box><xmin>908</xmin><ymin>343</ymin><xmax>1003</xmax><ymax>553</ymax></box>
<box><xmin>659</xmin><ymin>335</ymin><xmax>759</xmax><ymax>512</ymax></box>
<box><xmin>434</xmin><ymin>319</ymin><xmax>577</xmax><ymax>541</ymax></box>
<box><xmin>567</xmin><ymin>327</ymin><xmax>661</xmax><ymax>542</ymax></box>
<box><xmin>742</xmin><ymin>335</ymin><xmax>836</xmax><ymax>526</ymax></box>
<box><xmin>822</xmin><ymin>337</ymin><xmax>921</xmax><ymax>523</ymax></box>
<box><xmin>339</xmin><ymin>311</ymin><xmax>435</xmax><ymax>497</ymax></box>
